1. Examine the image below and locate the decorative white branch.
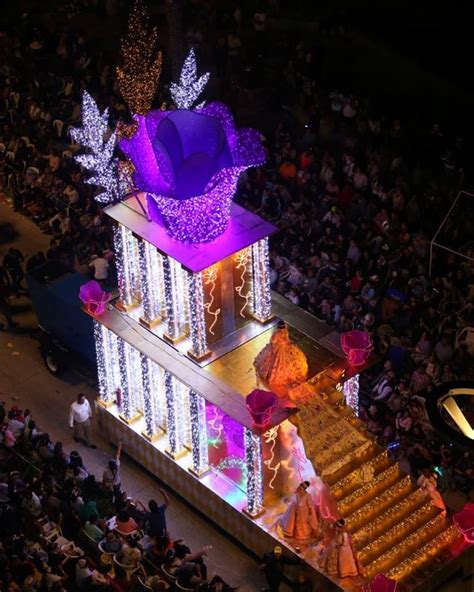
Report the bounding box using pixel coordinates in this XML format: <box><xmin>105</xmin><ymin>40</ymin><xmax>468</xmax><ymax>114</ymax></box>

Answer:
<box><xmin>170</xmin><ymin>48</ymin><xmax>210</xmax><ymax>110</ymax></box>
<box><xmin>71</xmin><ymin>91</ymin><xmax>127</xmax><ymax>204</ymax></box>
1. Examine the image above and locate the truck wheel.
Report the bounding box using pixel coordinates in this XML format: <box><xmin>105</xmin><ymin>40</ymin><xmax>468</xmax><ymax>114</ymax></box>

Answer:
<box><xmin>44</xmin><ymin>352</ymin><xmax>61</xmax><ymax>375</ymax></box>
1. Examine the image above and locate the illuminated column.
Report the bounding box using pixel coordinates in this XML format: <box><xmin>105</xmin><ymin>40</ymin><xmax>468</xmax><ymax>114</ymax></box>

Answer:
<box><xmin>138</xmin><ymin>239</ymin><xmax>163</xmax><ymax>328</ymax></box>
<box><xmin>176</xmin><ymin>382</ymin><xmax>191</xmax><ymax>449</ymax></box>
<box><xmin>343</xmin><ymin>374</ymin><xmax>360</xmax><ymax>415</ymax></box>
<box><xmin>117</xmin><ymin>339</ymin><xmax>142</xmax><ymax>423</ymax></box>
<box><xmin>94</xmin><ymin>320</ymin><xmax>109</xmax><ymax>405</ymax></box>
<box><xmin>164</xmin><ymin>371</ymin><xmax>186</xmax><ymax>458</ymax></box>
<box><xmin>244</xmin><ymin>428</ymin><xmax>264</xmax><ymax>517</ymax></box>
<box><xmin>189</xmin><ymin>389</ymin><xmax>209</xmax><ymax>476</ymax></box>
<box><xmin>141</xmin><ymin>354</ymin><xmax>165</xmax><ymax>441</ymax></box>
<box><xmin>251</xmin><ymin>237</ymin><xmax>272</xmax><ymax>322</ymax></box>
<box><xmin>187</xmin><ymin>271</ymin><xmax>210</xmax><ymax>360</ymax></box>
<box><xmin>114</xmin><ymin>224</ymin><xmax>141</xmax><ymax>310</ymax></box>
<box><xmin>162</xmin><ymin>256</ymin><xmax>188</xmax><ymax>343</ymax></box>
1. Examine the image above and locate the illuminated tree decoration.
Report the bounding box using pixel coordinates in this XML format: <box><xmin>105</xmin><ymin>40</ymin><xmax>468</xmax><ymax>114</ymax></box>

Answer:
<box><xmin>170</xmin><ymin>48</ymin><xmax>210</xmax><ymax>109</ymax></box>
<box><xmin>116</xmin><ymin>0</ymin><xmax>163</xmax><ymax>115</ymax></box>
<box><xmin>71</xmin><ymin>91</ymin><xmax>126</xmax><ymax>204</ymax></box>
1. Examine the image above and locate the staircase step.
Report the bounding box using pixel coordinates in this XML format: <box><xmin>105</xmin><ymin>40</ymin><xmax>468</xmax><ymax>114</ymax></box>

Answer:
<box><xmin>364</xmin><ymin>513</ymin><xmax>449</xmax><ymax>580</ymax></box>
<box><xmin>317</xmin><ymin>440</ymin><xmax>373</xmax><ymax>479</ymax></box>
<box><xmin>386</xmin><ymin>525</ymin><xmax>462</xmax><ymax>586</ymax></box>
<box><xmin>351</xmin><ymin>489</ymin><xmax>426</xmax><ymax>549</ymax></box>
<box><xmin>324</xmin><ymin>442</ymin><xmax>380</xmax><ymax>486</ymax></box>
<box><xmin>332</xmin><ymin>450</ymin><xmax>393</xmax><ymax>501</ymax></box>
<box><xmin>345</xmin><ymin>475</ymin><xmax>414</xmax><ymax>531</ymax></box>
<box><xmin>338</xmin><ymin>464</ymin><xmax>402</xmax><ymax>515</ymax></box>
<box><xmin>357</xmin><ymin>501</ymin><xmax>441</xmax><ymax>565</ymax></box>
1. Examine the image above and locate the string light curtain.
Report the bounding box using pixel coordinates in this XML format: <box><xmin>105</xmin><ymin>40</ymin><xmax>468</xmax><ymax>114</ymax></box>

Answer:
<box><xmin>138</xmin><ymin>239</ymin><xmax>164</xmax><ymax>327</ymax></box>
<box><xmin>187</xmin><ymin>271</ymin><xmax>209</xmax><ymax>359</ymax></box>
<box><xmin>164</xmin><ymin>370</ymin><xmax>185</xmax><ymax>457</ymax></box>
<box><xmin>141</xmin><ymin>353</ymin><xmax>165</xmax><ymax>439</ymax></box>
<box><xmin>116</xmin><ymin>0</ymin><xmax>163</xmax><ymax>115</ymax></box>
<box><xmin>189</xmin><ymin>389</ymin><xmax>209</xmax><ymax>476</ymax></box>
<box><xmin>251</xmin><ymin>238</ymin><xmax>272</xmax><ymax>322</ymax></box>
<box><xmin>162</xmin><ymin>256</ymin><xmax>188</xmax><ymax>342</ymax></box>
<box><xmin>244</xmin><ymin>428</ymin><xmax>264</xmax><ymax>516</ymax></box>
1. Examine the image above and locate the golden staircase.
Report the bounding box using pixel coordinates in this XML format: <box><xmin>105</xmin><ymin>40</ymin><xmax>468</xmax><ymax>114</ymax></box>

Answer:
<box><xmin>290</xmin><ymin>382</ymin><xmax>463</xmax><ymax>590</ymax></box>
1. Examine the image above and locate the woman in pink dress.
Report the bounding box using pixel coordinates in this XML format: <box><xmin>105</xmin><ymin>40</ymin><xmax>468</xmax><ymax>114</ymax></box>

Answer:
<box><xmin>279</xmin><ymin>481</ymin><xmax>319</xmax><ymax>542</ymax></box>
<box><xmin>321</xmin><ymin>519</ymin><xmax>359</xmax><ymax>578</ymax></box>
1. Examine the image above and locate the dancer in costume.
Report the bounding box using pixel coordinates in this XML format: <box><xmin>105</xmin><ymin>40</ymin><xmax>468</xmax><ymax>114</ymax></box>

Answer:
<box><xmin>279</xmin><ymin>481</ymin><xmax>319</xmax><ymax>542</ymax></box>
<box><xmin>319</xmin><ymin>519</ymin><xmax>359</xmax><ymax>578</ymax></box>
<box><xmin>254</xmin><ymin>321</ymin><xmax>308</xmax><ymax>394</ymax></box>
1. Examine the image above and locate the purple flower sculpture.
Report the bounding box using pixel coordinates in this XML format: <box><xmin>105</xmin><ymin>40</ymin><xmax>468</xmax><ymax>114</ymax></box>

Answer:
<box><xmin>120</xmin><ymin>102</ymin><xmax>265</xmax><ymax>243</ymax></box>
<box><xmin>79</xmin><ymin>280</ymin><xmax>111</xmax><ymax>316</ymax></box>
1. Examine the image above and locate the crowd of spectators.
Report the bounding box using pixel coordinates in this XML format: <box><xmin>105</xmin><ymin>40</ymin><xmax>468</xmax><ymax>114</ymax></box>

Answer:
<box><xmin>221</xmin><ymin>9</ymin><xmax>474</xmax><ymax>498</ymax></box>
<box><xmin>0</xmin><ymin>401</ymin><xmax>236</xmax><ymax>592</ymax></box>
<box><xmin>0</xmin><ymin>3</ymin><xmax>121</xmax><ymax>287</ymax></box>
<box><xmin>0</xmin><ymin>0</ymin><xmax>472</xmax><ymax>513</ymax></box>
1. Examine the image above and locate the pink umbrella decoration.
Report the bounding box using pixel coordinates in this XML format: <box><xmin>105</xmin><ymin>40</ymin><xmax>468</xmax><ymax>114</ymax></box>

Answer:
<box><xmin>79</xmin><ymin>280</ymin><xmax>112</xmax><ymax>316</ymax></box>
<box><xmin>341</xmin><ymin>330</ymin><xmax>373</xmax><ymax>366</ymax></box>
<box><xmin>363</xmin><ymin>573</ymin><xmax>398</xmax><ymax>592</ymax></box>
<box><xmin>246</xmin><ymin>389</ymin><xmax>278</xmax><ymax>428</ymax></box>
<box><xmin>453</xmin><ymin>502</ymin><xmax>474</xmax><ymax>543</ymax></box>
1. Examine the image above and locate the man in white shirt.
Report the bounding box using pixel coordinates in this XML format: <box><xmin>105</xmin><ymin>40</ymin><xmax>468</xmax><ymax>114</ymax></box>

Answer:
<box><xmin>89</xmin><ymin>253</ymin><xmax>109</xmax><ymax>281</ymax></box>
<box><xmin>69</xmin><ymin>393</ymin><xmax>96</xmax><ymax>448</ymax></box>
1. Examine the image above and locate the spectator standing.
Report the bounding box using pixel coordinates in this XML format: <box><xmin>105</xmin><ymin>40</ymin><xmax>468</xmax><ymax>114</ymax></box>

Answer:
<box><xmin>69</xmin><ymin>393</ymin><xmax>96</xmax><ymax>449</ymax></box>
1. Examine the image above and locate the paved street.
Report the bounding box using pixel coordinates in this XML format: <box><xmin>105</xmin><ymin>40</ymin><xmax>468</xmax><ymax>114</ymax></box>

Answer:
<box><xmin>0</xmin><ymin>199</ymin><xmax>267</xmax><ymax>591</ymax></box>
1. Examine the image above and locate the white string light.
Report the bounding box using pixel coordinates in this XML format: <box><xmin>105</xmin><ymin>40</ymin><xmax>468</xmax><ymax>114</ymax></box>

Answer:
<box><xmin>141</xmin><ymin>353</ymin><xmax>165</xmax><ymax>438</ymax></box>
<box><xmin>117</xmin><ymin>337</ymin><xmax>132</xmax><ymax>419</ymax></box>
<box><xmin>187</xmin><ymin>271</ymin><xmax>209</xmax><ymax>359</ymax></box>
<box><xmin>189</xmin><ymin>389</ymin><xmax>209</xmax><ymax>475</ymax></box>
<box><xmin>203</xmin><ymin>264</ymin><xmax>221</xmax><ymax>336</ymax></box>
<box><xmin>164</xmin><ymin>370</ymin><xmax>184</xmax><ymax>456</ymax></box>
<box><xmin>138</xmin><ymin>239</ymin><xmax>163</xmax><ymax>325</ymax></box>
<box><xmin>94</xmin><ymin>320</ymin><xmax>109</xmax><ymax>403</ymax></box>
<box><xmin>244</xmin><ymin>428</ymin><xmax>264</xmax><ymax>516</ymax></box>
<box><xmin>114</xmin><ymin>224</ymin><xmax>134</xmax><ymax>307</ymax></box>
<box><xmin>162</xmin><ymin>256</ymin><xmax>188</xmax><ymax>341</ymax></box>
<box><xmin>251</xmin><ymin>238</ymin><xmax>272</xmax><ymax>322</ymax></box>
<box><xmin>70</xmin><ymin>91</ymin><xmax>127</xmax><ymax>204</ymax></box>
<box><xmin>170</xmin><ymin>48</ymin><xmax>210</xmax><ymax>110</ymax></box>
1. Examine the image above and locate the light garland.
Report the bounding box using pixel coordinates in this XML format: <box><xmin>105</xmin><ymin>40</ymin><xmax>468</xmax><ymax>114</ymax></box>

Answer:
<box><xmin>117</xmin><ymin>337</ymin><xmax>132</xmax><ymax>419</ymax></box>
<box><xmin>244</xmin><ymin>428</ymin><xmax>264</xmax><ymax>516</ymax></box>
<box><xmin>251</xmin><ymin>238</ymin><xmax>272</xmax><ymax>322</ymax></box>
<box><xmin>170</xmin><ymin>48</ymin><xmax>210</xmax><ymax>110</ymax></box>
<box><xmin>138</xmin><ymin>239</ymin><xmax>163</xmax><ymax>325</ymax></box>
<box><xmin>70</xmin><ymin>91</ymin><xmax>126</xmax><ymax>204</ymax></box>
<box><xmin>162</xmin><ymin>256</ymin><xmax>188</xmax><ymax>342</ymax></box>
<box><xmin>164</xmin><ymin>371</ymin><xmax>185</xmax><ymax>456</ymax></box>
<box><xmin>263</xmin><ymin>426</ymin><xmax>281</xmax><ymax>489</ymax></box>
<box><xmin>114</xmin><ymin>224</ymin><xmax>135</xmax><ymax>307</ymax></box>
<box><xmin>189</xmin><ymin>389</ymin><xmax>209</xmax><ymax>476</ymax></box>
<box><xmin>94</xmin><ymin>320</ymin><xmax>109</xmax><ymax>403</ymax></box>
<box><xmin>187</xmin><ymin>271</ymin><xmax>209</xmax><ymax>359</ymax></box>
<box><xmin>141</xmin><ymin>354</ymin><xmax>165</xmax><ymax>438</ymax></box>
<box><xmin>116</xmin><ymin>0</ymin><xmax>162</xmax><ymax>115</ymax></box>
<box><xmin>203</xmin><ymin>264</ymin><xmax>221</xmax><ymax>336</ymax></box>
<box><xmin>234</xmin><ymin>248</ymin><xmax>252</xmax><ymax>317</ymax></box>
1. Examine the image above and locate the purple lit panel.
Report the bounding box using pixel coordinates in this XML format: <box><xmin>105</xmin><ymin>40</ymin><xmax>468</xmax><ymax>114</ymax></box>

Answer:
<box><xmin>105</xmin><ymin>197</ymin><xmax>278</xmax><ymax>273</ymax></box>
<box><xmin>120</xmin><ymin>103</ymin><xmax>265</xmax><ymax>243</ymax></box>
